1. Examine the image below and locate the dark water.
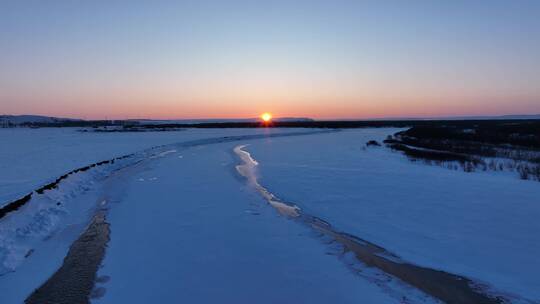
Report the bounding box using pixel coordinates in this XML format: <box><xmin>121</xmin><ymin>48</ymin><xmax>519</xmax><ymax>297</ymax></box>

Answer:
<box><xmin>25</xmin><ymin>212</ymin><xmax>110</xmax><ymax>304</ymax></box>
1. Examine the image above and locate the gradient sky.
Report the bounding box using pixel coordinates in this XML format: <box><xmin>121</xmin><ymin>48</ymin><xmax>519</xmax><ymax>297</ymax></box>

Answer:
<box><xmin>1</xmin><ymin>0</ymin><xmax>539</xmax><ymax>119</ymax></box>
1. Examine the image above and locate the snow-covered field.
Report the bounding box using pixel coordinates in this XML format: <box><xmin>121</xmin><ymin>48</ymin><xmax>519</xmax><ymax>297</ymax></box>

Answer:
<box><xmin>245</xmin><ymin>129</ymin><xmax>540</xmax><ymax>302</ymax></box>
<box><xmin>0</xmin><ymin>128</ymin><xmax>298</xmax><ymax>204</ymax></box>
<box><xmin>0</xmin><ymin>128</ymin><xmax>538</xmax><ymax>303</ymax></box>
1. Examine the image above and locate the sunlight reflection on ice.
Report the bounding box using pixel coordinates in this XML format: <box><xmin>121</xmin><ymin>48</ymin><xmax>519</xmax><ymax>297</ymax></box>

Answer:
<box><xmin>234</xmin><ymin>145</ymin><xmax>300</xmax><ymax>217</ymax></box>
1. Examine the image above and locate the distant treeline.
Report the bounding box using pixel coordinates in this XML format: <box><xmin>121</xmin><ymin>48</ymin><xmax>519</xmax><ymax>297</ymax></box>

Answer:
<box><xmin>14</xmin><ymin>120</ymin><xmax>129</xmax><ymax>128</ymax></box>
<box><xmin>397</xmin><ymin>122</ymin><xmax>540</xmax><ymax>149</ymax></box>
<box><xmin>15</xmin><ymin>119</ymin><xmax>540</xmax><ymax>130</ymax></box>
<box><xmin>382</xmin><ymin>121</ymin><xmax>540</xmax><ymax>181</ymax></box>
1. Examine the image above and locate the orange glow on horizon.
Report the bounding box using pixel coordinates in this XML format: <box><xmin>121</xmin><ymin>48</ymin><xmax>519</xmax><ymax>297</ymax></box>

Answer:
<box><xmin>5</xmin><ymin>92</ymin><xmax>539</xmax><ymax>121</ymax></box>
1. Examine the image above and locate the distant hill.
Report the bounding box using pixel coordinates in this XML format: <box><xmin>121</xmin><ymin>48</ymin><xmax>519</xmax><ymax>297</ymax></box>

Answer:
<box><xmin>430</xmin><ymin>114</ymin><xmax>540</xmax><ymax>120</ymax></box>
<box><xmin>495</xmin><ymin>114</ymin><xmax>540</xmax><ymax>120</ymax></box>
<box><xmin>0</xmin><ymin>115</ymin><xmax>82</xmax><ymax>126</ymax></box>
<box><xmin>2</xmin><ymin>113</ymin><xmax>538</xmax><ymax>128</ymax></box>
<box><xmin>365</xmin><ymin>114</ymin><xmax>540</xmax><ymax>121</ymax></box>
<box><xmin>0</xmin><ymin>115</ymin><xmax>314</xmax><ymax>128</ymax></box>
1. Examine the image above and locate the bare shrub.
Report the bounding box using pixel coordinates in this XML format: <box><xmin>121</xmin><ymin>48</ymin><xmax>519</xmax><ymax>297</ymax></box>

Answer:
<box><xmin>518</xmin><ymin>166</ymin><xmax>530</xmax><ymax>180</ymax></box>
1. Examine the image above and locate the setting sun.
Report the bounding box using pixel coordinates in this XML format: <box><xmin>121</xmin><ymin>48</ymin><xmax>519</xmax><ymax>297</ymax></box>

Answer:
<box><xmin>261</xmin><ymin>112</ymin><xmax>272</xmax><ymax>122</ymax></box>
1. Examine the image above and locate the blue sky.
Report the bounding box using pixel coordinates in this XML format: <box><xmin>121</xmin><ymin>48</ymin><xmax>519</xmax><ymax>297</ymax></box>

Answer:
<box><xmin>1</xmin><ymin>1</ymin><xmax>539</xmax><ymax>119</ymax></box>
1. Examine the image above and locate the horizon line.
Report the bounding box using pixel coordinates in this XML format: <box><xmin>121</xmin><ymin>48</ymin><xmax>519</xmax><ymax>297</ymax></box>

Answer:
<box><xmin>2</xmin><ymin>112</ymin><xmax>540</xmax><ymax>122</ymax></box>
